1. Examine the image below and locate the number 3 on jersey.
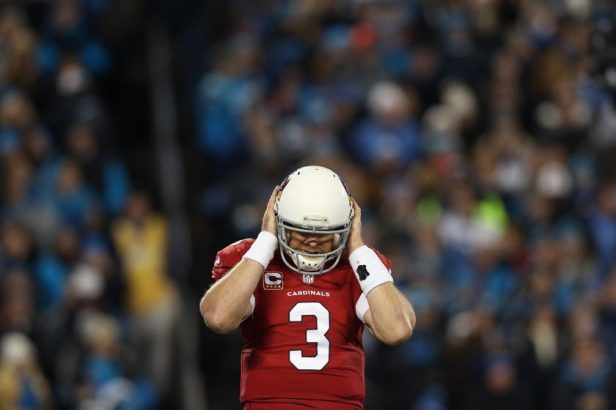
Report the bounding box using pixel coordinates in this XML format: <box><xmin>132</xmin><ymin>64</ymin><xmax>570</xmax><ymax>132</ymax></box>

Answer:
<box><xmin>289</xmin><ymin>302</ymin><xmax>330</xmax><ymax>370</ymax></box>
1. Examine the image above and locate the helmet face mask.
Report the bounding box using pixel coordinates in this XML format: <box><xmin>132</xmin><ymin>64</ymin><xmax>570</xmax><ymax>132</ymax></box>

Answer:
<box><xmin>274</xmin><ymin>166</ymin><xmax>353</xmax><ymax>276</ymax></box>
<box><xmin>277</xmin><ymin>222</ymin><xmax>350</xmax><ymax>275</ymax></box>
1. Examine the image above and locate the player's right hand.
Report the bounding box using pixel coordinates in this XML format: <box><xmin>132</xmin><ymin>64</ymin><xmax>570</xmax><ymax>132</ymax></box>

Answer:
<box><xmin>261</xmin><ymin>186</ymin><xmax>279</xmax><ymax>235</ymax></box>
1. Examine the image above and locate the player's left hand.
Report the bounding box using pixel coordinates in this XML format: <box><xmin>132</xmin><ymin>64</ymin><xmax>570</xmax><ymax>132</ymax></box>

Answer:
<box><xmin>346</xmin><ymin>199</ymin><xmax>365</xmax><ymax>254</ymax></box>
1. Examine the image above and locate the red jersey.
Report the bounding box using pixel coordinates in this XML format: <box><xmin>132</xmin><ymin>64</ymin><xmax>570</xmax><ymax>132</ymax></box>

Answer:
<box><xmin>212</xmin><ymin>239</ymin><xmax>391</xmax><ymax>408</ymax></box>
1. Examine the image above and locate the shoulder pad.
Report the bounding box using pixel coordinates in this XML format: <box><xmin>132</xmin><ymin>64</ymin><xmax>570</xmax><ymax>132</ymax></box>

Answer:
<box><xmin>211</xmin><ymin>239</ymin><xmax>254</xmax><ymax>280</ymax></box>
<box><xmin>367</xmin><ymin>245</ymin><xmax>392</xmax><ymax>270</ymax></box>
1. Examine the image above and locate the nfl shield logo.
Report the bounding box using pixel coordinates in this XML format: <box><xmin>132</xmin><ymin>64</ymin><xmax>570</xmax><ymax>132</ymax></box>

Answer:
<box><xmin>302</xmin><ymin>274</ymin><xmax>314</xmax><ymax>284</ymax></box>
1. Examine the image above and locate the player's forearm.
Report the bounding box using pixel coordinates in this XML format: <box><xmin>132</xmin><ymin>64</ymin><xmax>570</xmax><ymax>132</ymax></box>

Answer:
<box><xmin>202</xmin><ymin>232</ymin><xmax>277</xmax><ymax>333</ymax></box>
<box><xmin>349</xmin><ymin>245</ymin><xmax>415</xmax><ymax>344</ymax></box>
<box><xmin>200</xmin><ymin>259</ymin><xmax>263</xmax><ymax>333</ymax></box>
<box><xmin>366</xmin><ymin>283</ymin><xmax>416</xmax><ymax>345</ymax></box>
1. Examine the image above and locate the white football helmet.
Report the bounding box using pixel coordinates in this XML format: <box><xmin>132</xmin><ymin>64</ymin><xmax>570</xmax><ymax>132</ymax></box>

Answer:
<box><xmin>275</xmin><ymin>166</ymin><xmax>354</xmax><ymax>275</ymax></box>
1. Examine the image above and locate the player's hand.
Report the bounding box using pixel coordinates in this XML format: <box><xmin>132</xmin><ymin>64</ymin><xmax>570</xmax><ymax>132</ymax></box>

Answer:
<box><xmin>262</xmin><ymin>186</ymin><xmax>279</xmax><ymax>235</ymax></box>
<box><xmin>347</xmin><ymin>199</ymin><xmax>365</xmax><ymax>254</ymax></box>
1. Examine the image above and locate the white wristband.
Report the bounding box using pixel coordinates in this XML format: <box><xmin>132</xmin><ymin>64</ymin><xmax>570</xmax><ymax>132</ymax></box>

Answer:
<box><xmin>242</xmin><ymin>231</ymin><xmax>278</xmax><ymax>269</ymax></box>
<box><xmin>349</xmin><ymin>245</ymin><xmax>393</xmax><ymax>295</ymax></box>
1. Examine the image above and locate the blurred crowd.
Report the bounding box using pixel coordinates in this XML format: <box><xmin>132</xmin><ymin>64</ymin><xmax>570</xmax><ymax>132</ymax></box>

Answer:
<box><xmin>0</xmin><ymin>1</ymin><xmax>179</xmax><ymax>409</ymax></box>
<box><xmin>193</xmin><ymin>0</ymin><xmax>616</xmax><ymax>409</ymax></box>
<box><xmin>2</xmin><ymin>0</ymin><xmax>616</xmax><ymax>409</ymax></box>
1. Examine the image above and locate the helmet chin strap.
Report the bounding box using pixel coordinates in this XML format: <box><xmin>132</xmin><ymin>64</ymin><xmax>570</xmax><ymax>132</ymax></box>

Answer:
<box><xmin>296</xmin><ymin>254</ymin><xmax>326</xmax><ymax>272</ymax></box>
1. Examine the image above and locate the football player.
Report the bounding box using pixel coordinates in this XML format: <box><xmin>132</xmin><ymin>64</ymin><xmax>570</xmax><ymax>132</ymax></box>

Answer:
<box><xmin>200</xmin><ymin>165</ymin><xmax>416</xmax><ymax>409</ymax></box>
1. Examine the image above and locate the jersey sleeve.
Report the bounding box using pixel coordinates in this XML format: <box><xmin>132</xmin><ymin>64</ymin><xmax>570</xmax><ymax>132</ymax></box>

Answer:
<box><xmin>211</xmin><ymin>238</ymin><xmax>255</xmax><ymax>281</ymax></box>
<box><xmin>355</xmin><ymin>293</ymin><xmax>369</xmax><ymax>322</ymax></box>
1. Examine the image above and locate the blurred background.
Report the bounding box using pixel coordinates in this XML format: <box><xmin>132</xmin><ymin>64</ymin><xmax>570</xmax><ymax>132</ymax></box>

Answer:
<box><xmin>1</xmin><ymin>0</ymin><xmax>616</xmax><ymax>409</ymax></box>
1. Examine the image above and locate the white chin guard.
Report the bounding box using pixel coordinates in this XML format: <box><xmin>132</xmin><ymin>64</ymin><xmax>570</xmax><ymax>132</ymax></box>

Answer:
<box><xmin>297</xmin><ymin>254</ymin><xmax>327</xmax><ymax>272</ymax></box>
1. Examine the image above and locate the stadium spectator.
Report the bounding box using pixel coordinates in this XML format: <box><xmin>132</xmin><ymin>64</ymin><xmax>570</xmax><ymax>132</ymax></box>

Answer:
<box><xmin>111</xmin><ymin>191</ymin><xmax>178</xmax><ymax>401</ymax></box>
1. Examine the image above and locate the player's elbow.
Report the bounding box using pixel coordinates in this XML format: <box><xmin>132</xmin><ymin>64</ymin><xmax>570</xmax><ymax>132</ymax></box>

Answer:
<box><xmin>202</xmin><ymin>308</ymin><xmax>237</xmax><ymax>334</ymax></box>
<box><xmin>381</xmin><ymin>325</ymin><xmax>413</xmax><ymax>345</ymax></box>
<box><xmin>200</xmin><ymin>298</ymin><xmax>237</xmax><ymax>334</ymax></box>
<box><xmin>378</xmin><ymin>317</ymin><xmax>415</xmax><ymax>345</ymax></box>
